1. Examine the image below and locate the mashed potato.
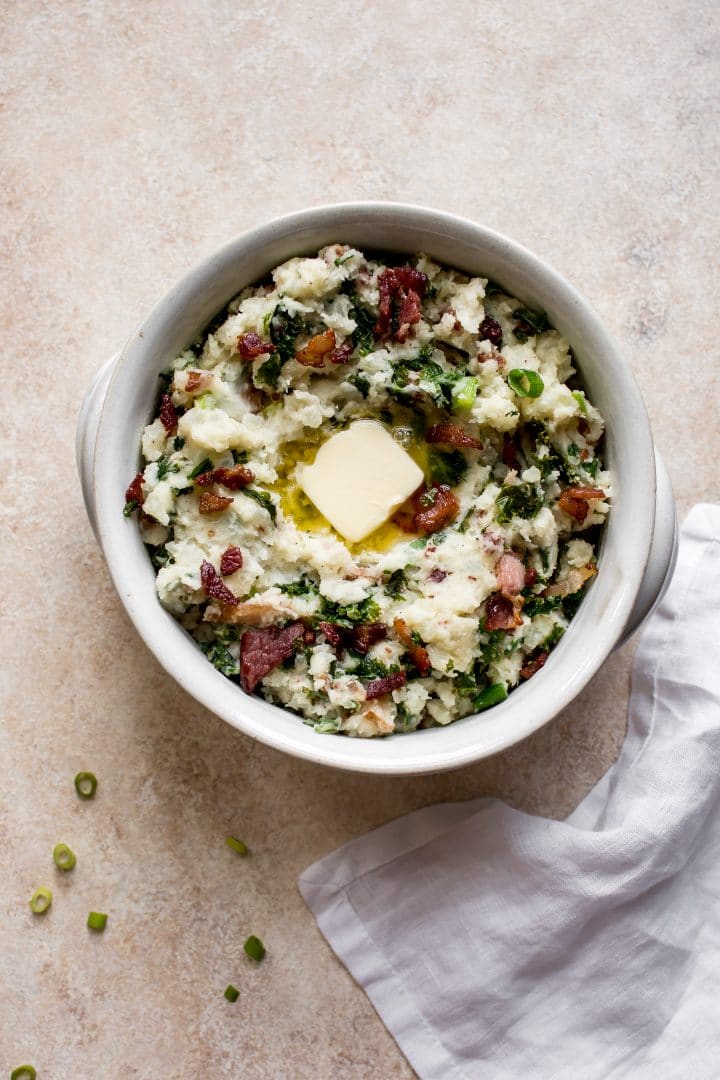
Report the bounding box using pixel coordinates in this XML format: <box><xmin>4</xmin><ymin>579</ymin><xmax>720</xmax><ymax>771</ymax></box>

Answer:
<box><xmin>125</xmin><ymin>246</ymin><xmax>611</xmax><ymax>737</ymax></box>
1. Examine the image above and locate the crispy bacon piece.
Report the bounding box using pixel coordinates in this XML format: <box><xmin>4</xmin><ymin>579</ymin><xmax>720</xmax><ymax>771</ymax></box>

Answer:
<box><xmin>200</xmin><ymin>560</ymin><xmax>239</xmax><ymax>606</ymax></box>
<box><xmin>375</xmin><ymin>266</ymin><xmax>428</xmax><ymax>342</ymax></box>
<box><xmin>479</xmin><ymin>315</ymin><xmax>503</xmax><ymax>347</ymax></box>
<box><xmin>557</xmin><ymin>486</ymin><xmax>605</xmax><ymax>524</ymax></box>
<box><xmin>159</xmin><ymin>393</ymin><xmax>178</xmax><ymax>434</ymax></box>
<box><xmin>393</xmin><ymin>618</ymin><xmax>431</xmax><ymax>677</ymax></box>
<box><xmin>239</xmin><ymin>622</ymin><xmax>306</xmax><ymax>694</ymax></box>
<box><xmin>327</xmin><ymin>342</ymin><xmax>354</xmax><ymax>365</ymax></box>
<box><xmin>426</xmin><ymin>423</ymin><xmax>482</xmax><ymax>450</ymax></box>
<box><xmin>520</xmin><ymin>650</ymin><xmax>549</xmax><ymax>680</ymax></box>
<box><xmin>295</xmin><ymin>329</ymin><xmax>336</xmax><ymax>367</ymax></box>
<box><xmin>365</xmin><ymin>670</ymin><xmax>407</xmax><ymax>700</ymax></box>
<box><xmin>319</xmin><ymin>621</ymin><xmax>345</xmax><ymax>656</ymax></box>
<box><xmin>495</xmin><ymin>552</ymin><xmax>526</xmax><ymax>596</ymax></box>
<box><xmin>502</xmin><ymin>435</ymin><xmax>520</xmax><ymax>471</ymax></box>
<box><xmin>199</xmin><ymin>492</ymin><xmax>234</xmax><ymax>514</ymax></box>
<box><xmin>413</xmin><ymin>485</ymin><xmax>460</xmax><ymax>534</ymax></box>
<box><xmin>196</xmin><ymin>465</ymin><xmax>254</xmax><ymax>490</ymax></box>
<box><xmin>428</xmin><ymin>568</ymin><xmax>448</xmax><ymax>583</ymax></box>
<box><xmin>352</xmin><ymin>623</ymin><xmax>387</xmax><ymax>655</ymax></box>
<box><xmin>220</xmin><ymin>546</ymin><xmax>243</xmax><ymax>576</ymax></box>
<box><xmin>238</xmin><ymin>332</ymin><xmax>275</xmax><ymax>359</ymax></box>
<box><xmin>484</xmin><ymin>591</ymin><xmax>523</xmax><ymax>631</ymax></box>
<box><xmin>525</xmin><ymin>566</ymin><xmax>538</xmax><ymax>587</ymax></box>
<box><xmin>185</xmin><ymin>370</ymin><xmax>212</xmax><ymax>393</ymax></box>
<box><xmin>125</xmin><ymin>473</ymin><xmax>144</xmax><ymax>507</ymax></box>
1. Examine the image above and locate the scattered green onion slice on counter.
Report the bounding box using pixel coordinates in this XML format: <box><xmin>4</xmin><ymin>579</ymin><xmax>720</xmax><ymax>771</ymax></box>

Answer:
<box><xmin>474</xmin><ymin>683</ymin><xmax>508</xmax><ymax>711</ymax></box>
<box><xmin>507</xmin><ymin>369</ymin><xmax>544</xmax><ymax>398</ymax></box>
<box><xmin>87</xmin><ymin>911</ymin><xmax>107</xmax><ymax>932</ymax></box>
<box><xmin>74</xmin><ymin>771</ymin><xmax>98</xmax><ymax>799</ymax></box>
<box><xmin>11</xmin><ymin>1067</ymin><xmax>37</xmax><ymax>1080</ymax></box>
<box><xmin>53</xmin><ymin>843</ymin><xmax>77</xmax><ymax>871</ymax></box>
<box><xmin>244</xmin><ymin>935</ymin><xmax>266</xmax><ymax>962</ymax></box>
<box><xmin>224</xmin><ymin>984</ymin><xmax>240</xmax><ymax>1002</ymax></box>
<box><xmin>29</xmin><ymin>887</ymin><xmax>53</xmax><ymax>915</ymax></box>
<box><xmin>226</xmin><ymin>836</ymin><xmax>249</xmax><ymax>856</ymax></box>
<box><xmin>451</xmin><ymin>375</ymin><xmax>479</xmax><ymax>411</ymax></box>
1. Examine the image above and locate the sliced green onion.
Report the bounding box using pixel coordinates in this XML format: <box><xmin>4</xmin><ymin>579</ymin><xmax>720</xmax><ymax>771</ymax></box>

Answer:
<box><xmin>11</xmin><ymin>1067</ymin><xmax>37</xmax><ymax>1080</ymax></box>
<box><xmin>224</xmin><ymin>984</ymin><xmax>240</xmax><ymax>1002</ymax></box>
<box><xmin>29</xmin><ymin>887</ymin><xmax>52</xmax><ymax>915</ymax></box>
<box><xmin>474</xmin><ymin>683</ymin><xmax>508</xmax><ymax>711</ymax></box>
<box><xmin>53</xmin><ymin>843</ymin><xmax>77</xmax><ymax>871</ymax></box>
<box><xmin>226</xmin><ymin>836</ymin><xmax>249</xmax><ymax>856</ymax></box>
<box><xmin>451</xmin><ymin>375</ymin><xmax>479</xmax><ymax>411</ymax></box>
<box><xmin>507</xmin><ymin>369</ymin><xmax>544</xmax><ymax>398</ymax></box>
<box><xmin>196</xmin><ymin>392</ymin><xmax>214</xmax><ymax>409</ymax></box>
<box><xmin>74</xmin><ymin>771</ymin><xmax>98</xmax><ymax>799</ymax></box>
<box><xmin>572</xmin><ymin>390</ymin><xmax>588</xmax><ymax>414</ymax></box>
<box><xmin>244</xmin><ymin>935</ymin><xmax>266</xmax><ymax>962</ymax></box>
<box><xmin>87</xmin><ymin>911</ymin><xmax>107</xmax><ymax>932</ymax></box>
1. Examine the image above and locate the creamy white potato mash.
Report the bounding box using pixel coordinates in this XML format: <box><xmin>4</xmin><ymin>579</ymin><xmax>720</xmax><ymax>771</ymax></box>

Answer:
<box><xmin>126</xmin><ymin>246</ymin><xmax>611</xmax><ymax>737</ymax></box>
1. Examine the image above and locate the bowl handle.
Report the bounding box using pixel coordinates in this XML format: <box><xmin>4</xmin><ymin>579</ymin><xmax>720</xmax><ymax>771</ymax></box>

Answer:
<box><xmin>616</xmin><ymin>449</ymin><xmax>678</xmax><ymax>648</ymax></box>
<box><xmin>76</xmin><ymin>353</ymin><xmax>119</xmax><ymax>547</ymax></box>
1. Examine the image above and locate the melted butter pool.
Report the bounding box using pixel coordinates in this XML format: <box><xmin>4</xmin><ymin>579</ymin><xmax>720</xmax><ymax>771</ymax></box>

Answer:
<box><xmin>271</xmin><ymin>412</ymin><xmax>430</xmax><ymax>554</ymax></box>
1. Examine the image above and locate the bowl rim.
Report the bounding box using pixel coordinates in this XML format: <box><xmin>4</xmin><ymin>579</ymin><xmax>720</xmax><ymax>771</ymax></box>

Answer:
<box><xmin>92</xmin><ymin>201</ymin><xmax>656</xmax><ymax>774</ymax></box>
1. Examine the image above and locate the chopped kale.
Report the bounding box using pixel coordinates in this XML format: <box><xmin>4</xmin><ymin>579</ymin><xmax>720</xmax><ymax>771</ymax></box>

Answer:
<box><xmin>188</xmin><ymin>457</ymin><xmax>213</xmax><ymax>479</ymax></box>
<box><xmin>270</xmin><ymin>305</ymin><xmax>306</xmax><ymax>361</ymax></box>
<box><xmin>350</xmin><ymin>303</ymin><xmax>377</xmax><ymax>356</ymax></box>
<box><xmin>428</xmin><ymin>448</ymin><xmax>468</xmax><ymax>488</ymax></box>
<box><xmin>390</xmin><ymin>345</ymin><xmax>464</xmax><ymax>408</ymax></box>
<box><xmin>544</xmin><ymin>624</ymin><xmax>565</xmax><ymax>648</ymax></box>
<box><xmin>279</xmin><ymin>577</ymin><xmax>319</xmax><ymax>597</ymax></box>
<box><xmin>231</xmin><ymin>448</ymin><xmax>250</xmax><ymax>464</ymax></box>
<box><xmin>347</xmin><ymin>372</ymin><xmax>371</xmax><ymax>398</ymax></box>
<box><xmin>123</xmin><ymin>500</ymin><xmax>139</xmax><ymax>518</ymax></box>
<box><xmin>201</xmin><ymin>639</ymin><xmax>240</xmax><ymax>677</ymax></box>
<box><xmin>409</xmin><ymin>536</ymin><xmax>430</xmax><ymax>550</ymax></box>
<box><xmin>156</xmin><ymin>457</ymin><xmax>179</xmax><ymax>481</ymax></box>
<box><xmin>345</xmin><ymin>653</ymin><xmax>400</xmax><ymax>680</ymax></box>
<box><xmin>256</xmin><ymin>352</ymin><xmax>285</xmax><ymax>389</ymax></box>
<box><xmin>495</xmin><ymin>483</ymin><xmax>544</xmax><ymax>524</ymax></box>
<box><xmin>173</xmin><ymin>436</ymin><xmax>185</xmax><ymax>451</ymax></box>
<box><xmin>317</xmin><ymin>595</ymin><xmax>381</xmax><ymax>628</ymax></box>
<box><xmin>314</xmin><ymin>716</ymin><xmax>341</xmax><ymax>734</ymax></box>
<box><xmin>522</xmin><ymin>593</ymin><xmax>562</xmax><ymax>618</ymax></box>
<box><xmin>562</xmin><ymin>587</ymin><xmax>587</xmax><ymax>619</ymax></box>
<box><xmin>149</xmin><ymin>545</ymin><xmax>172</xmax><ymax>570</ymax></box>
<box><xmin>384</xmin><ymin>568</ymin><xmax>408</xmax><ymax>600</ymax></box>
<box><xmin>157</xmin><ymin>369</ymin><xmax>174</xmax><ymax>391</ymax></box>
<box><xmin>512</xmin><ymin>306</ymin><xmax>550</xmax><ymax>342</ymax></box>
<box><xmin>457</xmin><ymin>508</ymin><xmax>474</xmax><ymax>533</ymax></box>
<box><xmin>241</xmin><ymin>487</ymin><xmax>277</xmax><ymax>523</ymax></box>
<box><xmin>583</xmin><ymin>458</ymin><xmax>599</xmax><ymax>479</ymax></box>
<box><xmin>478</xmin><ymin>630</ymin><xmax>506</xmax><ymax>665</ymax></box>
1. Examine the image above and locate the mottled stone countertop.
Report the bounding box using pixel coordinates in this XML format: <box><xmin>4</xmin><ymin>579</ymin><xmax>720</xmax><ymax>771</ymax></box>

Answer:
<box><xmin>2</xmin><ymin>1</ymin><xmax>718</xmax><ymax>1076</ymax></box>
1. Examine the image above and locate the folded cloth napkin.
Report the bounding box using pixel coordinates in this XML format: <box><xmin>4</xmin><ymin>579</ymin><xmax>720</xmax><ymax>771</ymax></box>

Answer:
<box><xmin>299</xmin><ymin>504</ymin><xmax>720</xmax><ymax>1080</ymax></box>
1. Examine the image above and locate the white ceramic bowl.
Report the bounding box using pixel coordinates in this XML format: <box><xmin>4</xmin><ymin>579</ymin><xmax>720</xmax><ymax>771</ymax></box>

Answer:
<box><xmin>77</xmin><ymin>203</ymin><xmax>678</xmax><ymax>774</ymax></box>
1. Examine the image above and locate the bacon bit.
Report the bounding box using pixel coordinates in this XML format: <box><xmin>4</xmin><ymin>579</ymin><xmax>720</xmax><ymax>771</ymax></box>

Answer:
<box><xmin>426</xmin><ymin>423</ymin><xmax>483</xmax><ymax>451</ymax></box>
<box><xmin>200</xmin><ymin>560</ymin><xmax>239</xmax><ymax>606</ymax></box>
<box><xmin>319</xmin><ymin>621</ymin><xmax>345</xmax><ymax>656</ymax></box>
<box><xmin>557</xmin><ymin>486</ymin><xmax>605</xmax><ymax>524</ymax></box>
<box><xmin>520</xmin><ymin>650</ymin><xmax>548</xmax><ymax>680</ymax></box>
<box><xmin>159</xmin><ymin>393</ymin><xmax>178</xmax><ymax>434</ymax></box>
<box><xmin>525</xmin><ymin>566</ymin><xmax>538</xmax><ymax>587</ymax></box>
<box><xmin>375</xmin><ymin>266</ymin><xmax>428</xmax><ymax>342</ymax></box>
<box><xmin>196</xmin><ymin>465</ymin><xmax>255</xmax><ymax>490</ymax></box>
<box><xmin>295</xmin><ymin>328</ymin><xmax>336</xmax><ymax>367</ymax></box>
<box><xmin>479</xmin><ymin>315</ymin><xmax>503</xmax><ymax>346</ymax></box>
<box><xmin>185</xmin><ymin>370</ymin><xmax>212</xmax><ymax>393</ymax></box>
<box><xmin>484</xmin><ymin>592</ymin><xmax>523</xmax><ymax>631</ymax></box>
<box><xmin>239</xmin><ymin>622</ymin><xmax>306</xmax><ymax>694</ymax></box>
<box><xmin>496</xmin><ymin>552</ymin><xmax>526</xmax><ymax>596</ymax></box>
<box><xmin>125</xmin><ymin>473</ymin><xmax>144</xmax><ymax>506</ymax></box>
<box><xmin>413</xmin><ymin>484</ymin><xmax>460</xmax><ymax>534</ymax></box>
<box><xmin>352</xmin><ymin>623</ymin><xmax>387</xmax><ymax>655</ymax></box>
<box><xmin>502</xmin><ymin>435</ymin><xmax>520</xmax><ymax>471</ymax></box>
<box><xmin>428</xmin><ymin>568</ymin><xmax>448</xmax><ymax>583</ymax></box>
<box><xmin>303</xmin><ymin>626</ymin><xmax>317</xmax><ymax>646</ymax></box>
<box><xmin>220</xmin><ymin>546</ymin><xmax>243</xmax><ymax>576</ymax></box>
<box><xmin>199</xmin><ymin>492</ymin><xmax>234</xmax><ymax>514</ymax></box>
<box><xmin>365</xmin><ymin>670</ymin><xmax>407</xmax><ymax>700</ymax></box>
<box><xmin>545</xmin><ymin>563</ymin><xmax>597</xmax><ymax>598</ymax></box>
<box><xmin>393</xmin><ymin>618</ymin><xmax>431</xmax><ymax>677</ymax></box>
<box><xmin>238</xmin><ymin>332</ymin><xmax>275</xmax><ymax>360</ymax></box>
<box><xmin>327</xmin><ymin>342</ymin><xmax>354</xmax><ymax>365</ymax></box>
<box><xmin>580</xmin><ymin>448</ymin><xmax>589</xmax><ymax>461</ymax></box>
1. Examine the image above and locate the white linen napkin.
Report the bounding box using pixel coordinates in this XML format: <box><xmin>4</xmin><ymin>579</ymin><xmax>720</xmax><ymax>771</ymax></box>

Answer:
<box><xmin>299</xmin><ymin>504</ymin><xmax>720</xmax><ymax>1080</ymax></box>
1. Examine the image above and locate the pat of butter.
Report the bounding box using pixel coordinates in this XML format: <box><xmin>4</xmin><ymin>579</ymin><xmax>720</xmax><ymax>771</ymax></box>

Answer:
<box><xmin>297</xmin><ymin>419</ymin><xmax>424</xmax><ymax>543</ymax></box>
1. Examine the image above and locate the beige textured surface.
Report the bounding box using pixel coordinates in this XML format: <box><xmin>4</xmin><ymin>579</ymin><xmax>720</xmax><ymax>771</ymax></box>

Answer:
<box><xmin>2</xmin><ymin>1</ymin><xmax>718</xmax><ymax>1076</ymax></box>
